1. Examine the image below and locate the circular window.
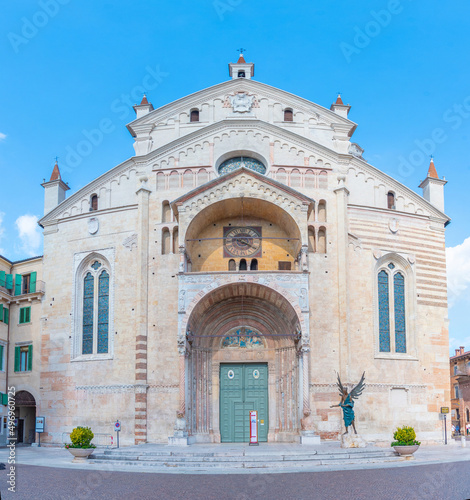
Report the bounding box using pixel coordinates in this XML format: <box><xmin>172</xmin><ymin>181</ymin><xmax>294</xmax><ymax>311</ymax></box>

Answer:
<box><xmin>218</xmin><ymin>157</ymin><xmax>266</xmax><ymax>176</ymax></box>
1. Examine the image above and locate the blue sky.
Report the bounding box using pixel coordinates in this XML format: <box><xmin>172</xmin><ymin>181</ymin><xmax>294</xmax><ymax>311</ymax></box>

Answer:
<box><xmin>1</xmin><ymin>1</ymin><xmax>469</xmax><ymax>353</ymax></box>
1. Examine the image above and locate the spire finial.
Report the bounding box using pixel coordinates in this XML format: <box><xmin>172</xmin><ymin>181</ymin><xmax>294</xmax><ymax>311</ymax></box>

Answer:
<box><xmin>236</xmin><ymin>48</ymin><xmax>247</xmax><ymax>64</ymax></box>
<box><xmin>335</xmin><ymin>93</ymin><xmax>344</xmax><ymax>105</ymax></box>
<box><xmin>49</xmin><ymin>157</ymin><xmax>62</xmax><ymax>181</ymax></box>
<box><xmin>427</xmin><ymin>156</ymin><xmax>439</xmax><ymax>179</ymax></box>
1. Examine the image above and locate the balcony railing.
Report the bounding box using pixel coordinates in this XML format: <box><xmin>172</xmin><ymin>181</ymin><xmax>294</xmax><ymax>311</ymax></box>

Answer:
<box><xmin>0</xmin><ymin>280</ymin><xmax>45</xmax><ymax>298</ymax></box>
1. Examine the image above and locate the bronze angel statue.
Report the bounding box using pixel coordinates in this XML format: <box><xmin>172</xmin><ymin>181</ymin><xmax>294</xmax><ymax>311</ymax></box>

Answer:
<box><xmin>330</xmin><ymin>372</ymin><xmax>365</xmax><ymax>434</ymax></box>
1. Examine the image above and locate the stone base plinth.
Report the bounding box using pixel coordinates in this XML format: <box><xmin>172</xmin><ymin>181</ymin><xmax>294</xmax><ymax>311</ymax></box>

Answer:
<box><xmin>341</xmin><ymin>433</ymin><xmax>367</xmax><ymax>448</ymax></box>
<box><xmin>300</xmin><ymin>431</ymin><xmax>321</xmax><ymax>445</ymax></box>
<box><xmin>168</xmin><ymin>431</ymin><xmax>195</xmax><ymax>446</ymax></box>
<box><xmin>168</xmin><ymin>435</ymin><xmax>190</xmax><ymax>446</ymax></box>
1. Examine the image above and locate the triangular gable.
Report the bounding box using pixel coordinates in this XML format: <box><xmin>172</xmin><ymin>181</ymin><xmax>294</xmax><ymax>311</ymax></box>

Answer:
<box><xmin>127</xmin><ymin>78</ymin><xmax>356</xmax><ymax>136</ymax></box>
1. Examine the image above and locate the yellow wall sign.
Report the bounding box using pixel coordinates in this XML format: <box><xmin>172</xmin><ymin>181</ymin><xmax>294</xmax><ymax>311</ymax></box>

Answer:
<box><xmin>440</xmin><ymin>407</ymin><xmax>449</xmax><ymax>414</ymax></box>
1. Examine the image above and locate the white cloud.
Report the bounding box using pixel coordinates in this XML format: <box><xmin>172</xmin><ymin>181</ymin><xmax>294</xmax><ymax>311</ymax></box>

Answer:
<box><xmin>446</xmin><ymin>236</ymin><xmax>470</xmax><ymax>308</ymax></box>
<box><xmin>15</xmin><ymin>214</ymin><xmax>41</xmax><ymax>257</ymax></box>
<box><xmin>0</xmin><ymin>133</ymin><xmax>6</xmax><ymax>141</ymax></box>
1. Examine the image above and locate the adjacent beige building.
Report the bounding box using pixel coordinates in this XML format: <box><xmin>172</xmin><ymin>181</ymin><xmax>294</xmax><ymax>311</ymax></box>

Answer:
<box><xmin>0</xmin><ymin>255</ymin><xmax>43</xmax><ymax>445</ymax></box>
<box><xmin>3</xmin><ymin>55</ymin><xmax>451</xmax><ymax>446</ymax></box>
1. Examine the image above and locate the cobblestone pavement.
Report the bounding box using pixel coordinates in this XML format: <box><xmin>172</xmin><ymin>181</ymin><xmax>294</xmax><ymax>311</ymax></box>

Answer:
<box><xmin>1</xmin><ymin>462</ymin><xmax>469</xmax><ymax>500</ymax></box>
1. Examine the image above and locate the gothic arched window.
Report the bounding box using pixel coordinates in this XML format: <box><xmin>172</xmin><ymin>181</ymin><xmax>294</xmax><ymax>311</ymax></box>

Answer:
<box><xmin>378</xmin><ymin>262</ymin><xmax>407</xmax><ymax>353</ymax></box>
<box><xmin>80</xmin><ymin>260</ymin><xmax>110</xmax><ymax>355</ymax></box>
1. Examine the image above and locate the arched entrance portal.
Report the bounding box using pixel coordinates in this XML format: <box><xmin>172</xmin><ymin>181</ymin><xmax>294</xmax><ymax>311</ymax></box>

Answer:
<box><xmin>14</xmin><ymin>391</ymin><xmax>36</xmax><ymax>444</ymax></box>
<box><xmin>185</xmin><ymin>282</ymin><xmax>306</xmax><ymax>443</ymax></box>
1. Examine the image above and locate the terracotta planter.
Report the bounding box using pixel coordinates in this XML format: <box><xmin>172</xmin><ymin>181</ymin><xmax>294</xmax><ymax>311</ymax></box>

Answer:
<box><xmin>393</xmin><ymin>444</ymin><xmax>420</xmax><ymax>459</ymax></box>
<box><xmin>67</xmin><ymin>447</ymin><xmax>95</xmax><ymax>463</ymax></box>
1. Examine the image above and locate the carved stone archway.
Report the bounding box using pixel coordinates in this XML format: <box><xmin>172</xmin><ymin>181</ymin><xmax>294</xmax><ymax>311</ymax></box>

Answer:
<box><xmin>177</xmin><ymin>280</ymin><xmax>310</xmax><ymax>443</ymax></box>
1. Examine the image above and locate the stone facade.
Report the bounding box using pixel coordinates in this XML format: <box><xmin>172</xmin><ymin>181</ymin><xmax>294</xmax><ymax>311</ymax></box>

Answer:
<box><xmin>450</xmin><ymin>346</ymin><xmax>470</xmax><ymax>434</ymax></box>
<box><xmin>2</xmin><ymin>56</ymin><xmax>451</xmax><ymax>447</ymax></box>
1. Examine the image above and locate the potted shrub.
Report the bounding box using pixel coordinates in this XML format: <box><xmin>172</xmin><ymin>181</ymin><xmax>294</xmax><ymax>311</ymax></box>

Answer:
<box><xmin>65</xmin><ymin>426</ymin><xmax>96</xmax><ymax>462</ymax></box>
<box><xmin>391</xmin><ymin>426</ymin><xmax>421</xmax><ymax>459</ymax></box>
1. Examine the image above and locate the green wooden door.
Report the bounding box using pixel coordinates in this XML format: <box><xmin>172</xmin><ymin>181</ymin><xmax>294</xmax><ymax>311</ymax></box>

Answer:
<box><xmin>220</xmin><ymin>363</ymin><xmax>268</xmax><ymax>442</ymax></box>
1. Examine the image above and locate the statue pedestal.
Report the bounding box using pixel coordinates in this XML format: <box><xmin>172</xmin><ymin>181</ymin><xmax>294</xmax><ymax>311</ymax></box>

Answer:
<box><xmin>168</xmin><ymin>430</ymin><xmax>190</xmax><ymax>446</ymax></box>
<box><xmin>168</xmin><ymin>415</ymin><xmax>191</xmax><ymax>446</ymax></box>
<box><xmin>341</xmin><ymin>433</ymin><xmax>367</xmax><ymax>449</ymax></box>
<box><xmin>300</xmin><ymin>431</ymin><xmax>321</xmax><ymax>445</ymax></box>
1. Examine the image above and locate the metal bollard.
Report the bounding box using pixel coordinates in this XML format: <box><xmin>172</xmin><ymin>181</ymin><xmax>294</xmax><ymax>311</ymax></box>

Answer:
<box><xmin>461</xmin><ymin>435</ymin><xmax>466</xmax><ymax>448</ymax></box>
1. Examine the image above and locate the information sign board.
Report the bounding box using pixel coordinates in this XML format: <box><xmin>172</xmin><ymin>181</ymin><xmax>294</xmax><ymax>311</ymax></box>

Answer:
<box><xmin>249</xmin><ymin>410</ymin><xmax>258</xmax><ymax>445</ymax></box>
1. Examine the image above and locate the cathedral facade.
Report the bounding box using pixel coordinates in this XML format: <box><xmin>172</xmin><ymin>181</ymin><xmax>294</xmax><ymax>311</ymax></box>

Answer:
<box><xmin>3</xmin><ymin>55</ymin><xmax>450</xmax><ymax>446</ymax></box>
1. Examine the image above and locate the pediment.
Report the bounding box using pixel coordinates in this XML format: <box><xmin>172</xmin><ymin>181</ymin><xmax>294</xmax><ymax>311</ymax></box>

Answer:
<box><xmin>127</xmin><ymin>79</ymin><xmax>357</xmax><ymax>156</ymax></box>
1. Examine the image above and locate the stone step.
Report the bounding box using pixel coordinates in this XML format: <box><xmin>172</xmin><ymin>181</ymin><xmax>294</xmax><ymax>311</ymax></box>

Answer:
<box><xmin>93</xmin><ymin>449</ymin><xmax>397</xmax><ymax>460</ymax></box>
<box><xmin>90</xmin><ymin>448</ymin><xmax>399</xmax><ymax>468</ymax></box>
<box><xmin>89</xmin><ymin>455</ymin><xmax>401</xmax><ymax>469</ymax></box>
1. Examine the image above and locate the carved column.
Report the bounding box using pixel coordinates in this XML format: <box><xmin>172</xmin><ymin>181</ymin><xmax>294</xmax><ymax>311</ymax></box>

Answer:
<box><xmin>179</xmin><ymin>245</ymin><xmax>186</xmax><ymax>272</ymax></box>
<box><xmin>178</xmin><ymin>351</ymin><xmax>186</xmax><ymax>415</ymax></box>
<box><xmin>169</xmin><ymin>227</ymin><xmax>174</xmax><ymax>254</ymax></box>
<box><xmin>300</xmin><ymin>244</ymin><xmax>308</xmax><ymax>272</ymax></box>
<box><xmin>302</xmin><ymin>347</ymin><xmax>311</xmax><ymax>415</ymax></box>
<box><xmin>134</xmin><ymin>176</ymin><xmax>151</xmax><ymax>444</ymax></box>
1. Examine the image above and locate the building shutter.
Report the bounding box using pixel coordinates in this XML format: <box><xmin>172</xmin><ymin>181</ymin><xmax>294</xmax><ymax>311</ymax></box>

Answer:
<box><xmin>19</xmin><ymin>308</ymin><xmax>24</xmax><ymax>324</ymax></box>
<box><xmin>5</xmin><ymin>274</ymin><xmax>13</xmax><ymax>290</ymax></box>
<box><xmin>14</xmin><ymin>275</ymin><xmax>22</xmax><ymax>296</ymax></box>
<box><xmin>0</xmin><ymin>345</ymin><xmax>3</xmax><ymax>371</ymax></box>
<box><xmin>14</xmin><ymin>346</ymin><xmax>20</xmax><ymax>372</ymax></box>
<box><xmin>0</xmin><ymin>304</ymin><xmax>2</xmax><ymax>323</ymax></box>
<box><xmin>25</xmin><ymin>307</ymin><xmax>31</xmax><ymax>323</ymax></box>
<box><xmin>27</xmin><ymin>345</ymin><xmax>33</xmax><ymax>371</ymax></box>
<box><xmin>0</xmin><ymin>271</ymin><xmax>5</xmax><ymax>287</ymax></box>
<box><xmin>3</xmin><ymin>307</ymin><xmax>8</xmax><ymax>325</ymax></box>
<box><xmin>30</xmin><ymin>272</ymin><xmax>37</xmax><ymax>293</ymax></box>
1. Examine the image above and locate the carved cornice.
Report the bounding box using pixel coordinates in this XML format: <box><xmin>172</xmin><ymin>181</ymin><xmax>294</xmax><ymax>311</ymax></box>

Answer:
<box><xmin>310</xmin><ymin>383</ymin><xmax>426</xmax><ymax>393</ymax></box>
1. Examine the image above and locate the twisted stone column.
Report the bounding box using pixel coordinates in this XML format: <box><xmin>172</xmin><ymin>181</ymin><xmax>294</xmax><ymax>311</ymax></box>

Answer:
<box><xmin>179</xmin><ymin>354</ymin><xmax>186</xmax><ymax>415</ymax></box>
<box><xmin>302</xmin><ymin>347</ymin><xmax>311</xmax><ymax>415</ymax></box>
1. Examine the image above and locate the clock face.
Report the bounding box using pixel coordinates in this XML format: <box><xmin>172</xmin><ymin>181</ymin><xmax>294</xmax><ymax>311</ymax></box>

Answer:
<box><xmin>224</xmin><ymin>226</ymin><xmax>262</xmax><ymax>258</ymax></box>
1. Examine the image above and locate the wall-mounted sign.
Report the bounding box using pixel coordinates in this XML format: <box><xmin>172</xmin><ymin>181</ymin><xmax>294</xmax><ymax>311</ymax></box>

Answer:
<box><xmin>227</xmin><ymin>370</ymin><xmax>235</xmax><ymax>379</ymax></box>
<box><xmin>249</xmin><ymin>410</ymin><xmax>258</xmax><ymax>446</ymax></box>
<box><xmin>440</xmin><ymin>407</ymin><xmax>450</xmax><ymax>414</ymax></box>
<box><xmin>253</xmin><ymin>369</ymin><xmax>260</xmax><ymax>379</ymax></box>
<box><xmin>35</xmin><ymin>417</ymin><xmax>45</xmax><ymax>433</ymax></box>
